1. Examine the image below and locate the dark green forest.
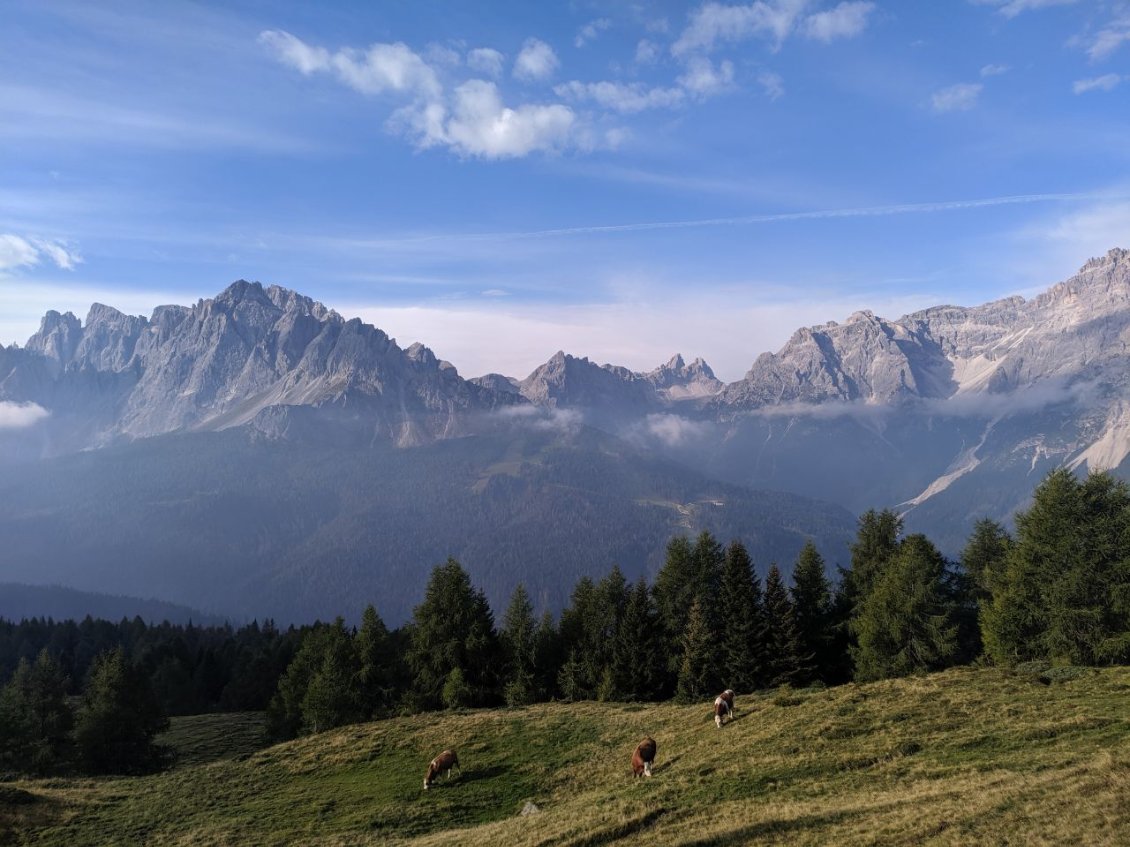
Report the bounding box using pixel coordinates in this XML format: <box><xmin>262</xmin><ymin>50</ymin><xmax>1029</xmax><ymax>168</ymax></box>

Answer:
<box><xmin>4</xmin><ymin>468</ymin><xmax>1130</xmax><ymax>777</ymax></box>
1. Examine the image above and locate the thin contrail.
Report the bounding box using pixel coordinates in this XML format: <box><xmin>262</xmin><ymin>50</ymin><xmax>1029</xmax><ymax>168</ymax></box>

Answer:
<box><xmin>494</xmin><ymin>192</ymin><xmax>1110</xmax><ymax>240</ymax></box>
<box><xmin>352</xmin><ymin>191</ymin><xmax>1116</xmax><ymax>247</ymax></box>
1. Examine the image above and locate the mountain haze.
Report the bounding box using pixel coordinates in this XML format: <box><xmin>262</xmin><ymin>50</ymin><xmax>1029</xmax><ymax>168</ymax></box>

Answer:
<box><xmin>2</xmin><ymin>248</ymin><xmax>1129</xmax><ymax>620</ymax></box>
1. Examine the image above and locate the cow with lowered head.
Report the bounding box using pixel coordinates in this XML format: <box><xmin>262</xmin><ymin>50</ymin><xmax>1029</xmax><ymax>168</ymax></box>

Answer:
<box><xmin>423</xmin><ymin>749</ymin><xmax>460</xmax><ymax>790</ymax></box>
<box><xmin>714</xmin><ymin>689</ymin><xmax>736</xmax><ymax>728</ymax></box>
<box><xmin>631</xmin><ymin>736</ymin><xmax>657</xmax><ymax>777</ymax></box>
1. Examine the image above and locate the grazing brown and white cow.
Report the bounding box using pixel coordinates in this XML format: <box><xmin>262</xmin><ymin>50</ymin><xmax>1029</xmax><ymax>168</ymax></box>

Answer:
<box><xmin>632</xmin><ymin>736</ymin><xmax>657</xmax><ymax>777</ymax></box>
<box><xmin>423</xmin><ymin>749</ymin><xmax>460</xmax><ymax>790</ymax></box>
<box><xmin>714</xmin><ymin>689</ymin><xmax>736</xmax><ymax>728</ymax></box>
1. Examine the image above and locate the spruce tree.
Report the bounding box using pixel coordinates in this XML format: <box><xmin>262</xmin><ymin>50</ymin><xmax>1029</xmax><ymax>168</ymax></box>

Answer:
<box><xmin>532</xmin><ymin>612</ymin><xmax>562</xmax><ymax>701</ymax></box>
<box><xmin>763</xmin><ymin>564</ymin><xmax>802</xmax><ymax>687</ymax></box>
<box><xmin>842</xmin><ymin>509</ymin><xmax>903</xmax><ymax>611</ymax></box>
<box><xmin>0</xmin><ymin>650</ymin><xmax>73</xmax><ymax>774</ymax></box>
<box><xmin>557</xmin><ymin>577</ymin><xmax>599</xmax><ymax>699</ymax></box>
<box><xmin>653</xmin><ymin>536</ymin><xmax>698</xmax><ymax>677</ymax></box>
<box><xmin>791</xmin><ymin>541</ymin><xmax>833</xmax><ymax>684</ymax></box>
<box><xmin>961</xmin><ymin>518</ymin><xmax>1013</xmax><ymax>604</ymax></box>
<box><xmin>717</xmin><ymin>540</ymin><xmax>765</xmax><ymax>692</ymax></box>
<box><xmin>676</xmin><ymin>597</ymin><xmax>719</xmax><ymax>702</ymax></box>
<box><xmin>851</xmin><ymin>534</ymin><xmax>958</xmax><ymax>681</ymax></box>
<box><xmin>981</xmin><ymin>469</ymin><xmax>1081</xmax><ymax>664</ymax></box>
<box><xmin>612</xmin><ymin>577</ymin><xmax>664</xmax><ymax>701</ymax></box>
<box><xmin>355</xmin><ymin>605</ymin><xmax>398</xmax><ymax>718</ymax></box>
<box><xmin>501</xmin><ymin>584</ymin><xmax>537</xmax><ymax>707</ymax></box>
<box><xmin>407</xmin><ymin>559</ymin><xmax>501</xmax><ymax>709</ymax></box>
<box><xmin>74</xmin><ymin>648</ymin><xmax>169</xmax><ymax>774</ymax></box>
<box><xmin>300</xmin><ymin>619</ymin><xmax>361</xmax><ymax>733</ymax></box>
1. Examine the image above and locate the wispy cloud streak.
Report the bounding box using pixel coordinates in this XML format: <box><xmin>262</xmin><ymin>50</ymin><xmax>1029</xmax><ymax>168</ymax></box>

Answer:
<box><xmin>349</xmin><ymin>192</ymin><xmax>1123</xmax><ymax>246</ymax></box>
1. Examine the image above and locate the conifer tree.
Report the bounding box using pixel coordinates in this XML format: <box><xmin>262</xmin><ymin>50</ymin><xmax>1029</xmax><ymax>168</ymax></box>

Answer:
<box><xmin>676</xmin><ymin>597</ymin><xmax>719</xmax><ymax>702</ymax></box>
<box><xmin>791</xmin><ymin>541</ymin><xmax>833</xmax><ymax>684</ymax></box>
<box><xmin>842</xmin><ymin>509</ymin><xmax>903</xmax><ymax>611</ymax></box>
<box><xmin>557</xmin><ymin>577</ymin><xmax>600</xmax><ymax>699</ymax></box>
<box><xmin>763</xmin><ymin>564</ymin><xmax>802</xmax><ymax>687</ymax></box>
<box><xmin>501</xmin><ymin>584</ymin><xmax>537</xmax><ymax>707</ymax></box>
<box><xmin>355</xmin><ymin>605</ymin><xmax>398</xmax><ymax>718</ymax></box>
<box><xmin>717</xmin><ymin>540</ymin><xmax>765</xmax><ymax>692</ymax></box>
<box><xmin>302</xmin><ymin>622</ymin><xmax>362</xmax><ymax>733</ymax></box>
<box><xmin>266</xmin><ymin>622</ymin><xmax>339</xmax><ymax>740</ymax></box>
<box><xmin>852</xmin><ymin>534</ymin><xmax>958</xmax><ymax>681</ymax></box>
<box><xmin>0</xmin><ymin>650</ymin><xmax>73</xmax><ymax>774</ymax></box>
<box><xmin>612</xmin><ymin>577</ymin><xmax>664</xmax><ymax>701</ymax></box>
<box><xmin>74</xmin><ymin>648</ymin><xmax>169</xmax><ymax>774</ymax></box>
<box><xmin>981</xmin><ymin>469</ymin><xmax>1080</xmax><ymax>664</ymax></box>
<box><xmin>407</xmin><ymin>558</ymin><xmax>501</xmax><ymax>709</ymax></box>
<box><xmin>654</xmin><ymin>535</ymin><xmax>698</xmax><ymax>675</ymax></box>
<box><xmin>961</xmin><ymin>518</ymin><xmax>1013</xmax><ymax>604</ymax></box>
<box><xmin>532</xmin><ymin>611</ymin><xmax>562</xmax><ymax>701</ymax></box>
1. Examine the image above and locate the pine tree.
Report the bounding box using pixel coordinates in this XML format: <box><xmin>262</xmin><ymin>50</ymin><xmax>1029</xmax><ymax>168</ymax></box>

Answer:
<box><xmin>653</xmin><ymin>535</ymin><xmax>698</xmax><ymax>677</ymax></box>
<box><xmin>612</xmin><ymin>577</ymin><xmax>664</xmax><ymax>701</ymax></box>
<box><xmin>557</xmin><ymin>577</ymin><xmax>600</xmax><ymax>699</ymax></box>
<box><xmin>842</xmin><ymin>509</ymin><xmax>903</xmax><ymax>612</ymax></box>
<box><xmin>501</xmin><ymin>584</ymin><xmax>537</xmax><ymax>707</ymax></box>
<box><xmin>981</xmin><ymin>469</ymin><xmax>1081</xmax><ymax>664</ymax></box>
<box><xmin>532</xmin><ymin>612</ymin><xmax>562</xmax><ymax>701</ymax></box>
<box><xmin>74</xmin><ymin>648</ymin><xmax>169</xmax><ymax>774</ymax></box>
<box><xmin>791</xmin><ymin>541</ymin><xmax>833</xmax><ymax>684</ymax></box>
<box><xmin>266</xmin><ymin>622</ymin><xmax>338</xmax><ymax>740</ymax></box>
<box><xmin>355</xmin><ymin>605</ymin><xmax>398</xmax><ymax>718</ymax></box>
<box><xmin>763</xmin><ymin>564</ymin><xmax>802</xmax><ymax>687</ymax></box>
<box><xmin>300</xmin><ymin>619</ymin><xmax>361</xmax><ymax>733</ymax></box>
<box><xmin>407</xmin><ymin>559</ymin><xmax>501</xmax><ymax>709</ymax></box>
<box><xmin>717</xmin><ymin>540</ymin><xmax>765</xmax><ymax>692</ymax></box>
<box><xmin>851</xmin><ymin>534</ymin><xmax>958</xmax><ymax>681</ymax></box>
<box><xmin>676</xmin><ymin>597</ymin><xmax>719</xmax><ymax>702</ymax></box>
<box><xmin>961</xmin><ymin>518</ymin><xmax>1013</xmax><ymax>604</ymax></box>
<box><xmin>0</xmin><ymin>650</ymin><xmax>73</xmax><ymax>774</ymax></box>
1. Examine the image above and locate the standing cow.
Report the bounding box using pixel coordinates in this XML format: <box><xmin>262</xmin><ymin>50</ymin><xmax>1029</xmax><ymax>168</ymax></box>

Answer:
<box><xmin>714</xmin><ymin>689</ymin><xmax>736</xmax><ymax>728</ymax></box>
<box><xmin>423</xmin><ymin>749</ymin><xmax>460</xmax><ymax>790</ymax></box>
<box><xmin>632</xmin><ymin>736</ymin><xmax>657</xmax><ymax>777</ymax></box>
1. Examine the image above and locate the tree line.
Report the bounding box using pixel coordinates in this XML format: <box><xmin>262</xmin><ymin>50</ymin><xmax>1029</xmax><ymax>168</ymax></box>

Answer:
<box><xmin>5</xmin><ymin>468</ymin><xmax>1130</xmax><ymax>772</ymax></box>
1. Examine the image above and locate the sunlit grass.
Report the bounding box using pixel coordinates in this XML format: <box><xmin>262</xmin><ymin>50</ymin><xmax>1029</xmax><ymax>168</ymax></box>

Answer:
<box><xmin>6</xmin><ymin>666</ymin><xmax>1130</xmax><ymax>845</ymax></box>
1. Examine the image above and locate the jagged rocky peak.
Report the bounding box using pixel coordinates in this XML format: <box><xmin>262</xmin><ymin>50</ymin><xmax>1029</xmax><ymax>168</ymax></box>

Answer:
<box><xmin>646</xmin><ymin>353</ymin><xmax>723</xmax><ymax>399</ymax></box>
<box><xmin>26</xmin><ymin>310</ymin><xmax>82</xmax><ymax>368</ymax></box>
<box><xmin>520</xmin><ymin>350</ymin><xmax>657</xmax><ymax>410</ymax></box>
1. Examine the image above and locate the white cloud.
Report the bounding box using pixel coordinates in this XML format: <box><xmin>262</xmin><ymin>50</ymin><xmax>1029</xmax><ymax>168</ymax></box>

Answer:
<box><xmin>0</xmin><ymin>402</ymin><xmax>49</xmax><ymax>430</ymax></box>
<box><xmin>673</xmin><ymin>0</ymin><xmax>811</xmax><ymax>55</ymax></box>
<box><xmin>555</xmin><ymin>80</ymin><xmax>686</xmax><ymax>113</ymax></box>
<box><xmin>931</xmin><ymin>82</ymin><xmax>982</xmax><ymax>112</ymax></box>
<box><xmin>396</xmin><ymin>80</ymin><xmax>578</xmax><ymax>159</ymax></box>
<box><xmin>1087</xmin><ymin>14</ymin><xmax>1130</xmax><ymax>61</ymax></box>
<box><xmin>0</xmin><ymin>234</ymin><xmax>82</xmax><ymax>275</ymax></box>
<box><xmin>639</xmin><ymin>413</ymin><xmax>714</xmax><ymax>446</ymax></box>
<box><xmin>980</xmin><ymin>63</ymin><xmax>1009</xmax><ymax>77</ymax></box>
<box><xmin>758</xmin><ymin>71</ymin><xmax>785</xmax><ymax>100</ymax></box>
<box><xmin>1073</xmin><ymin>74</ymin><xmax>1123</xmax><ymax>94</ymax></box>
<box><xmin>801</xmin><ymin>1</ymin><xmax>875</xmax><ymax>42</ymax></box>
<box><xmin>971</xmin><ymin>0</ymin><xmax>1081</xmax><ymax>18</ymax></box>
<box><xmin>260</xmin><ymin>30</ymin><xmax>441</xmax><ymax>99</ymax></box>
<box><xmin>257</xmin><ymin>29</ymin><xmax>330</xmax><ymax>74</ymax></box>
<box><xmin>635</xmin><ymin>39</ymin><xmax>660</xmax><ymax>64</ymax></box>
<box><xmin>513</xmin><ymin>38</ymin><xmax>559</xmax><ymax>81</ymax></box>
<box><xmin>330</xmin><ymin>43</ymin><xmax>442</xmax><ymax>99</ymax></box>
<box><xmin>481</xmin><ymin>289</ymin><xmax>509</xmax><ymax>297</ymax></box>
<box><xmin>575</xmin><ymin>18</ymin><xmax>611</xmax><ymax>48</ymax></box>
<box><xmin>677</xmin><ymin>57</ymin><xmax>736</xmax><ymax>96</ymax></box>
<box><xmin>467</xmin><ymin>47</ymin><xmax>505</xmax><ymax>77</ymax></box>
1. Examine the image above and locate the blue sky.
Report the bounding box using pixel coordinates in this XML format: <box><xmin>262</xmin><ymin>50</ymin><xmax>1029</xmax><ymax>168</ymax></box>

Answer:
<box><xmin>2</xmin><ymin>0</ymin><xmax>1129</xmax><ymax>381</ymax></box>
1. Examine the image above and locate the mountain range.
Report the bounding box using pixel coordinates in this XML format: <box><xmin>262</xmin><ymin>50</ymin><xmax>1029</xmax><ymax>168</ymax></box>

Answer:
<box><xmin>2</xmin><ymin>248</ymin><xmax>1128</xmax><ymax>622</ymax></box>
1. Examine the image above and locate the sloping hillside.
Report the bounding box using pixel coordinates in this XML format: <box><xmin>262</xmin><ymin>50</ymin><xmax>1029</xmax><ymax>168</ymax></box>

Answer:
<box><xmin>7</xmin><ymin>666</ymin><xmax>1130</xmax><ymax>845</ymax></box>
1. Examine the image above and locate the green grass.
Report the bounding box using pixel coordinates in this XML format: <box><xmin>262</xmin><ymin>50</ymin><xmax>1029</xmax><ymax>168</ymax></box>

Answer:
<box><xmin>6</xmin><ymin>666</ymin><xmax>1130</xmax><ymax>845</ymax></box>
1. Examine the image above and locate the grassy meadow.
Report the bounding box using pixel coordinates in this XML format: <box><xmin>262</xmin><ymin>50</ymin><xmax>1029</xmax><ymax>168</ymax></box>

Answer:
<box><xmin>4</xmin><ymin>665</ymin><xmax>1130</xmax><ymax>846</ymax></box>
